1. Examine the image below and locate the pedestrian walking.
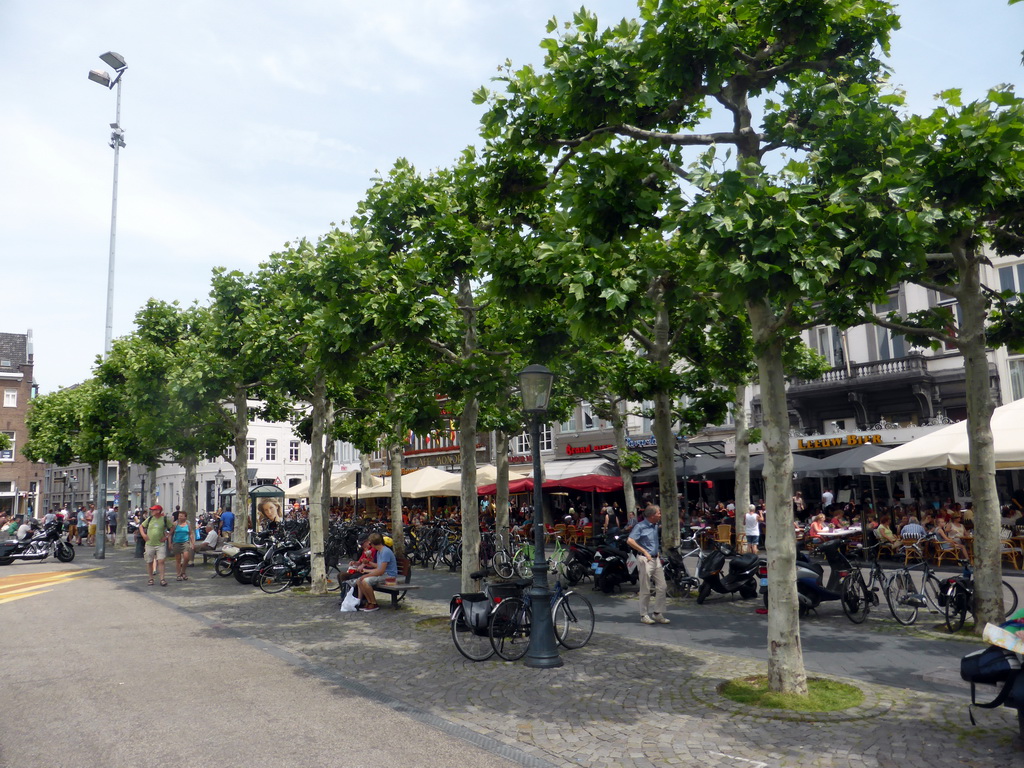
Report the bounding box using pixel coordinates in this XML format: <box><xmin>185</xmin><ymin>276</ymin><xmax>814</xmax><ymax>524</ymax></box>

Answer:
<box><xmin>627</xmin><ymin>505</ymin><xmax>669</xmax><ymax>625</ymax></box>
<box><xmin>170</xmin><ymin>510</ymin><xmax>193</xmax><ymax>581</ymax></box>
<box><xmin>140</xmin><ymin>504</ymin><xmax>170</xmax><ymax>586</ymax></box>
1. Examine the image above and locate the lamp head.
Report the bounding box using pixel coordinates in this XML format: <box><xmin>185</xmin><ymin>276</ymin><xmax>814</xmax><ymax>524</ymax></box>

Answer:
<box><xmin>88</xmin><ymin>69</ymin><xmax>112</xmax><ymax>87</ymax></box>
<box><xmin>99</xmin><ymin>51</ymin><xmax>127</xmax><ymax>71</ymax></box>
<box><xmin>518</xmin><ymin>364</ymin><xmax>554</xmax><ymax>416</ymax></box>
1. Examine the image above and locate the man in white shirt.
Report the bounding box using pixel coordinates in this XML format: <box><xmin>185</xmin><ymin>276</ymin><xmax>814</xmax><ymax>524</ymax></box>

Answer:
<box><xmin>822</xmin><ymin>489</ymin><xmax>834</xmax><ymax>508</ymax></box>
<box><xmin>192</xmin><ymin>522</ymin><xmax>220</xmax><ymax>553</ymax></box>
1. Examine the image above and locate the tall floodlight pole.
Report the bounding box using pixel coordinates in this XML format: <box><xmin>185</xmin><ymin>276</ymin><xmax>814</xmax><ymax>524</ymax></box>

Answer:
<box><xmin>518</xmin><ymin>364</ymin><xmax>562</xmax><ymax>669</ymax></box>
<box><xmin>88</xmin><ymin>51</ymin><xmax>127</xmax><ymax>559</ymax></box>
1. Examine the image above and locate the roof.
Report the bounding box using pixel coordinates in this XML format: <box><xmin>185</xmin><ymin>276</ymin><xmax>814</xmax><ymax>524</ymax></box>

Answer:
<box><xmin>0</xmin><ymin>333</ymin><xmax>29</xmax><ymax>373</ymax></box>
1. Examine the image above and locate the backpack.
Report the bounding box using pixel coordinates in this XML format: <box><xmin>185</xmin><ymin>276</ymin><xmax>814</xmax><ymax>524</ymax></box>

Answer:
<box><xmin>960</xmin><ymin>645</ymin><xmax>1024</xmax><ymax>723</ymax></box>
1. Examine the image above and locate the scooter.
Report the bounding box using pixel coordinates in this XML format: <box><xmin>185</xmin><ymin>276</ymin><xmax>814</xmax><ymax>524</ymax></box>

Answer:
<box><xmin>0</xmin><ymin>521</ymin><xmax>76</xmax><ymax>565</ymax></box>
<box><xmin>562</xmin><ymin>541</ymin><xmax>599</xmax><ymax>586</ymax></box>
<box><xmin>695</xmin><ymin>539</ymin><xmax>761</xmax><ymax>604</ymax></box>
<box><xmin>591</xmin><ymin>532</ymin><xmax>638</xmax><ymax>594</ymax></box>
<box><xmin>758</xmin><ymin>539</ymin><xmax>852</xmax><ymax>616</ymax></box>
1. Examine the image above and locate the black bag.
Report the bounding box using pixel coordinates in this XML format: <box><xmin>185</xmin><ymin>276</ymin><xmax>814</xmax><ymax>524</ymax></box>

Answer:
<box><xmin>961</xmin><ymin>645</ymin><xmax>1020</xmax><ymax>686</ymax></box>
<box><xmin>961</xmin><ymin>645</ymin><xmax>1023</xmax><ymax>724</ymax></box>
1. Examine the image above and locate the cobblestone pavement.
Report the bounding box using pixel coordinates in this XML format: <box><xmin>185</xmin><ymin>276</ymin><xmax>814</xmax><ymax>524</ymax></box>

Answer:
<box><xmin>86</xmin><ymin>550</ymin><xmax>1023</xmax><ymax>767</ymax></box>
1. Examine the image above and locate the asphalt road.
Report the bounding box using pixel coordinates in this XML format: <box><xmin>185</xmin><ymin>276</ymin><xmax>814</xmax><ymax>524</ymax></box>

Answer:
<box><xmin>0</xmin><ymin>558</ymin><xmax>517</xmax><ymax>768</ymax></box>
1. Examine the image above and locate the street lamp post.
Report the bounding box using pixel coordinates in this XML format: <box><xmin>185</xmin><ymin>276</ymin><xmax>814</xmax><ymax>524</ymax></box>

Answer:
<box><xmin>88</xmin><ymin>51</ymin><xmax>127</xmax><ymax>560</ymax></box>
<box><xmin>518</xmin><ymin>364</ymin><xmax>562</xmax><ymax>669</ymax></box>
<box><xmin>139</xmin><ymin>474</ymin><xmax>146</xmax><ymax>512</ymax></box>
<box><xmin>215</xmin><ymin>469</ymin><xmax>224</xmax><ymax>512</ymax></box>
<box><xmin>678</xmin><ymin>436</ymin><xmax>690</xmax><ymax>528</ymax></box>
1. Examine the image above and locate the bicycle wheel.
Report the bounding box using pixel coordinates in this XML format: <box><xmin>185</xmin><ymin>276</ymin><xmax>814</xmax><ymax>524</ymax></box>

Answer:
<box><xmin>493</xmin><ymin>550</ymin><xmax>514</xmax><ymax>580</ymax></box>
<box><xmin>945</xmin><ymin>584</ymin><xmax>969</xmax><ymax>632</ymax></box>
<box><xmin>489</xmin><ymin>597</ymin><xmax>531</xmax><ymax>661</ymax></box>
<box><xmin>451</xmin><ymin>603</ymin><xmax>495</xmax><ymax>662</ymax></box>
<box><xmin>549</xmin><ymin>546</ymin><xmax>567</xmax><ymax>575</ymax></box>
<box><xmin>923</xmin><ymin>573</ymin><xmax>945</xmax><ymax>613</ymax></box>
<box><xmin>325</xmin><ymin>564</ymin><xmax>343</xmax><ymax>592</ymax></box>
<box><xmin>514</xmin><ymin>550</ymin><xmax>534</xmax><ymax>579</ymax></box>
<box><xmin>258</xmin><ymin>564</ymin><xmax>293</xmax><ymax>594</ymax></box>
<box><xmin>841</xmin><ymin>574</ymin><xmax>870</xmax><ymax>624</ymax></box>
<box><xmin>554</xmin><ymin>591</ymin><xmax>595</xmax><ymax>649</ymax></box>
<box><xmin>1003</xmin><ymin>580</ymin><xmax>1019</xmax><ymax>618</ymax></box>
<box><xmin>885</xmin><ymin>571</ymin><xmax>919</xmax><ymax>625</ymax></box>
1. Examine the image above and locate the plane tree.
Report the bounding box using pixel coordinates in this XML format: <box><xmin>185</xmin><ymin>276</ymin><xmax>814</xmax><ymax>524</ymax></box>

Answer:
<box><xmin>476</xmin><ymin>0</ymin><xmax>908</xmax><ymax>693</ymax></box>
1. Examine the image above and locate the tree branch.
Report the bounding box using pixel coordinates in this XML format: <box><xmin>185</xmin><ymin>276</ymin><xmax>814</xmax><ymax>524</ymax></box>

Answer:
<box><xmin>628</xmin><ymin>327</ymin><xmax>655</xmax><ymax>353</ymax></box>
<box><xmin>871</xmin><ymin>315</ymin><xmax>958</xmax><ymax>347</ymax></box>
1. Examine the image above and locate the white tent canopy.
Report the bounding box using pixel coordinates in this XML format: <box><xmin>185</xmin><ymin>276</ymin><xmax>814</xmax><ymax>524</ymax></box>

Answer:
<box><xmin>862</xmin><ymin>399</ymin><xmax>1024</xmax><ymax>473</ymax></box>
<box><xmin>284</xmin><ymin>470</ymin><xmax>383</xmax><ymax>498</ymax></box>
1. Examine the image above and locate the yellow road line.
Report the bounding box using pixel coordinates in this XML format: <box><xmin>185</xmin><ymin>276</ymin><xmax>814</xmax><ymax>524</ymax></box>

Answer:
<box><xmin>0</xmin><ymin>590</ymin><xmax>52</xmax><ymax>604</ymax></box>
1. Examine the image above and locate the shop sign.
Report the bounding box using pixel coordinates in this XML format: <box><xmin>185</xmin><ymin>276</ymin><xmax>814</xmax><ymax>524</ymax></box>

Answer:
<box><xmin>796</xmin><ymin>434</ymin><xmax>884</xmax><ymax>450</ymax></box>
<box><xmin>565</xmin><ymin>443</ymin><xmax>614</xmax><ymax>457</ymax></box>
<box><xmin>625</xmin><ymin>436</ymin><xmax>657</xmax><ymax>449</ymax></box>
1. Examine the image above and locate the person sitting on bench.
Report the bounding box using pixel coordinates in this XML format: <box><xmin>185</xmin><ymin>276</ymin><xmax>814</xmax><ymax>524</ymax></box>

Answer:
<box><xmin>354</xmin><ymin>533</ymin><xmax>397</xmax><ymax>612</ymax></box>
<box><xmin>192</xmin><ymin>521</ymin><xmax>220</xmax><ymax>555</ymax></box>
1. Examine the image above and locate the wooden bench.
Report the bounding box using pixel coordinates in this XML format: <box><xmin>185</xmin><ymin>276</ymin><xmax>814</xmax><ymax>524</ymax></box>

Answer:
<box><xmin>192</xmin><ymin>548</ymin><xmax>224</xmax><ymax>566</ymax></box>
<box><xmin>371</xmin><ymin>556</ymin><xmax>419</xmax><ymax>608</ymax></box>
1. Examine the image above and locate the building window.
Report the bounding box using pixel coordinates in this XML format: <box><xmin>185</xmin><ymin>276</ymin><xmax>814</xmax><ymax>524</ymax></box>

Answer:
<box><xmin>265</xmin><ymin>439</ymin><xmax>277</xmax><ymax>462</ymax></box>
<box><xmin>0</xmin><ymin>431</ymin><xmax>13</xmax><ymax>461</ymax></box>
<box><xmin>246</xmin><ymin>439</ymin><xmax>256</xmax><ymax>462</ymax></box>
<box><xmin>3</xmin><ymin>390</ymin><xmax>15</xmax><ymax>408</ymax></box>
<box><xmin>874</xmin><ymin>294</ymin><xmax>906</xmax><ymax>361</ymax></box>
<box><xmin>1010</xmin><ymin>359</ymin><xmax>1024</xmax><ymax>402</ymax></box>
<box><xmin>560</xmin><ymin>410</ymin><xmax>577</xmax><ymax>433</ymax></box>
<box><xmin>512</xmin><ymin>424</ymin><xmax>553</xmax><ymax>455</ymax></box>
<box><xmin>810</xmin><ymin>325</ymin><xmax>845</xmax><ymax>368</ymax></box>
<box><xmin>289</xmin><ymin>440</ymin><xmax>300</xmax><ymax>462</ymax></box>
<box><xmin>998</xmin><ymin>263</ymin><xmax>1024</xmax><ymax>299</ymax></box>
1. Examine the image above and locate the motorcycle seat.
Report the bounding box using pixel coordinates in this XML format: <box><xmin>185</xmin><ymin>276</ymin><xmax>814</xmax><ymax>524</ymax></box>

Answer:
<box><xmin>732</xmin><ymin>552</ymin><xmax>759</xmax><ymax>570</ymax></box>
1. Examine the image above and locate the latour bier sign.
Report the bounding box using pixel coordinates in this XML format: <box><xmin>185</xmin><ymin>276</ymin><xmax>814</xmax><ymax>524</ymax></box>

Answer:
<box><xmin>796</xmin><ymin>434</ymin><xmax>884</xmax><ymax>451</ymax></box>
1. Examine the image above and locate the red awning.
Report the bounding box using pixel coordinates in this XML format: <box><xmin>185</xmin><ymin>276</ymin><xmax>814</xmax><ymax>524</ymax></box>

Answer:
<box><xmin>478</xmin><ymin>474</ymin><xmax>624</xmax><ymax>495</ymax></box>
<box><xmin>477</xmin><ymin>477</ymin><xmax>534</xmax><ymax>496</ymax></box>
<box><xmin>542</xmin><ymin>474</ymin><xmax>623</xmax><ymax>493</ymax></box>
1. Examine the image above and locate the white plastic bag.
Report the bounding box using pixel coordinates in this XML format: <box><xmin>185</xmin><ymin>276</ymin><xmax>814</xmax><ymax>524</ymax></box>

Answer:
<box><xmin>340</xmin><ymin>583</ymin><xmax>360</xmax><ymax>613</ymax></box>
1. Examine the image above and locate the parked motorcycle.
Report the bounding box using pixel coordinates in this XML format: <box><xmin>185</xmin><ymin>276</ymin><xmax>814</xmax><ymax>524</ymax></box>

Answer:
<box><xmin>225</xmin><ymin>530</ymin><xmax>278</xmax><ymax>584</ymax></box>
<box><xmin>255</xmin><ymin>535</ymin><xmax>312</xmax><ymax>593</ymax></box>
<box><xmin>695</xmin><ymin>539</ymin><xmax>761</xmax><ymax>604</ymax></box>
<box><xmin>562</xmin><ymin>541</ymin><xmax>598</xmax><ymax>586</ymax></box>
<box><xmin>591</xmin><ymin>533</ymin><xmax>638</xmax><ymax>594</ymax></box>
<box><xmin>0</xmin><ymin>521</ymin><xmax>75</xmax><ymax>565</ymax></box>
<box><xmin>759</xmin><ymin>539</ymin><xmax>853</xmax><ymax>616</ymax></box>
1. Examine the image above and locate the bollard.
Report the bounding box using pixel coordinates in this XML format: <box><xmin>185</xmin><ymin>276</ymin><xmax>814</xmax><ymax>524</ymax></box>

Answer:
<box><xmin>134</xmin><ymin>533</ymin><xmax>145</xmax><ymax>558</ymax></box>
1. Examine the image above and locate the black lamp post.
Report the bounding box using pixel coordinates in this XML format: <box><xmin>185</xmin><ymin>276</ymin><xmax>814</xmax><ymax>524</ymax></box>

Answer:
<box><xmin>518</xmin><ymin>364</ymin><xmax>562</xmax><ymax>669</ymax></box>
<box><xmin>678</xmin><ymin>436</ymin><xmax>690</xmax><ymax>527</ymax></box>
<box><xmin>215</xmin><ymin>468</ymin><xmax>224</xmax><ymax>512</ymax></box>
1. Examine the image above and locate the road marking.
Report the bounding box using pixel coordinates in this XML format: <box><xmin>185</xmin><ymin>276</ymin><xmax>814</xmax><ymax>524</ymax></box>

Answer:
<box><xmin>0</xmin><ymin>589</ymin><xmax>53</xmax><ymax>604</ymax></box>
<box><xmin>0</xmin><ymin>569</ymin><xmax>98</xmax><ymax>604</ymax></box>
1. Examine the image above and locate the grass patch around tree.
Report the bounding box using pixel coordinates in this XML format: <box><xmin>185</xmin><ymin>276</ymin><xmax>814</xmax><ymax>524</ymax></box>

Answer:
<box><xmin>720</xmin><ymin>675</ymin><xmax>864</xmax><ymax>712</ymax></box>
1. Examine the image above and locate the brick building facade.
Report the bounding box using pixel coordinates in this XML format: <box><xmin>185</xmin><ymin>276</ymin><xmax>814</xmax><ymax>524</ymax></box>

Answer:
<box><xmin>0</xmin><ymin>331</ymin><xmax>41</xmax><ymax>517</ymax></box>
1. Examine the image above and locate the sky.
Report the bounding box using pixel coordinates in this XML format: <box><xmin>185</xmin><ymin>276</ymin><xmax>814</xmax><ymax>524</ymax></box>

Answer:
<box><xmin>1</xmin><ymin>0</ymin><xmax>1021</xmax><ymax>394</ymax></box>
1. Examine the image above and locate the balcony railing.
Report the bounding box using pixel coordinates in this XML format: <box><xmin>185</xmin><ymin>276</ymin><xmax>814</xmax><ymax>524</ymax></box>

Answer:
<box><xmin>791</xmin><ymin>352</ymin><xmax>929</xmax><ymax>386</ymax></box>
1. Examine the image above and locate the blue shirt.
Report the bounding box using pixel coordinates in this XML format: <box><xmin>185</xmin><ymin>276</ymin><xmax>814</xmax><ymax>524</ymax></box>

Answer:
<box><xmin>220</xmin><ymin>511</ymin><xmax>235</xmax><ymax>532</ymax></box>
<box><xmin>628</xmin><ymin>519</ymin><xmax>660</xmax><ymax>558</ymax></box>
<box><xmin>377</xmin><ymin>546</ymin><xmax>398</xmax><ymax>578</ymax></box>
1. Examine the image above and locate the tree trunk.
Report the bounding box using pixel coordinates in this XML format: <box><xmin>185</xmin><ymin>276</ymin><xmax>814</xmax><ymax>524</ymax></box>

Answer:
<box><xmin>182</xmin><ymin>456</ymin><xmax>198</xmax><ymax>532</ymax></box>
<box><xmin>389</xmin><ymin>436</ymin><xmax>405</xmax><ymax>559</ymax></box>
<box><xmin>748</xmin><ymin>298</ymin><xmax>807</xmax><ymax>695</ymax></box>
<box><xmin>231</xmin><ymin>388</ymin><xmax>251</xmax><ymax>544</ymax></box>
<box><xmin>308</xmin><ymin>374</ymin><xmax>329</xmax><ymax>594</ymax></box>
<box><xmin>460</xmin><ymin>397</ymin><xmax>481</xmax><ymax>592</ymax></box>
<box><xmin>116</xmin><ymin>458</ymin><xmax>131</xmax><ymax>547</ymax></box>
<box><xmin>495</xmin><ymin>429</ymin><xmax>510</xmax><ymax>548</ymax></box>
<box><xmin>611</xmin><ymin>405</ymin><xmax>637</xmax><ymax>522</ymax></box>
<box><xmin>958</xmin><ymin>254</ymin><xmax>1001</xmax><ymax>631</ymax></box>
<box><xmin>650</xmin><ymin>295</ymin><xmax>680</xmax><ymax>549</ymax></box>
<box><xmin>734</xmin><ymin>383</ymin><xmax>751</xmax><ymax>551</ymax></box>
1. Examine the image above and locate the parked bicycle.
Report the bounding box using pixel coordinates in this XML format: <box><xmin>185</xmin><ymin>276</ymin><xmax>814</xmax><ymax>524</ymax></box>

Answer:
<box><xmin>487</xmin><ymin>578</ymin><xmax>596</xmax><ymax>661</ymax></box>
<box><xmin>449</xmin><ymin>569</ymin><xmax>530</xmax><ymax>661</ymax></box>
<box><xmin>663</xmin><ymin>528</ymin><xmax>705</xmax><ymax>599</ymax></box>
<box><xmin>840</xmin><ymin>544</ymin><xmax>894</xmax><ymax>623</ymax></box>
<box><xmin>943</xmin><ymin>560</ymin><xmax>1019</xmax><ymax>632</ymax></box>
<box><xmin>884</xmin><ymin>534</ymin><xmax>950</xmax><ymax>625</ymax></box>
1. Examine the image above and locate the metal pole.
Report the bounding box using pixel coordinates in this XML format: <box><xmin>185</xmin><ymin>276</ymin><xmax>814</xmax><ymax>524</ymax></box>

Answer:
<box><xmin>95</xmin><ymin>76</ymin><xmax>124</xmax><ymax>560</ymax></box>
<box><xmin>524</xmin><ymin>414</ymin><xmax>562</xmax><ymax>668</ymax></box>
